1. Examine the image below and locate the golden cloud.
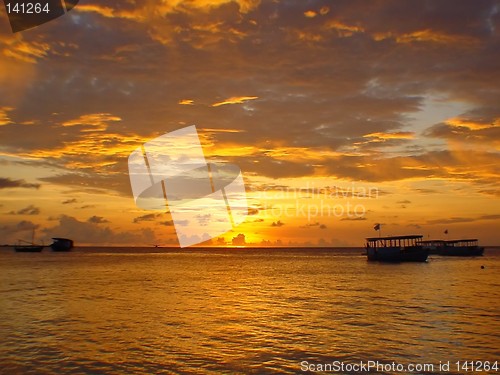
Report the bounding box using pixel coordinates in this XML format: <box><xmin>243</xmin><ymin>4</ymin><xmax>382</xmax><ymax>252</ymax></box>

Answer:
<box><xmin>0</xmin><ymin>107</ymin><xmax>13</xmax><ymax>126</ymax></box>
<box><xmin>212</xmin><ymin>96</ymin><xmax>258</xmax><ymax>107</ymax></box>
<box><xmin>325</xmin><ymin>20</ymin><xmax>364</xmax><ymax>37</ymax></box>
<box><xmin>178</xmin><ymin>99</ymin><xmax>194</xmax><ymax>105</ymax></box>
<box><xmin>304</xmin><ymin>10</ymin><xmax>317</xmax><ymax>18</ymax></box>
<box><xmin>363</xmin><ymin>132</ymin><xmax>415</xmax><ymax>140</ymax></box>
<box><xmin>395</xmin><ymin>29</ymin><xmax>477</xmax><ymax>45</ymax></box>
<box><xmin>153</xmin><ymin>0</ymin><xmax>261</xmax><ymax>14</ymax></box>
<box><xmin>76</xmin><ymin>4</ymin><xmax>139</xmax><ymax>20</ymax></box>
<box><xmin>62</xmin><ymin>113</ymin><xmax>122</xmax><ymax>132</ymax></box>
<box><xmin>2</xmin><ymin>39</ymin><xmax>50</xmax><ymax>63</ymax></box>
<box><xmin>446</xmin><ymin>117</ymin><xmax>499</xmax><ymax>131</ymax></box>
<box><xmin>78</xmin><ymin>0</ymin><xmax>260</xmax><ymax>21</ymax></box>
<box><xmin>15</xmin><ymin>131</ymin><xmax>149</xmax><ymax>174</ymax></box>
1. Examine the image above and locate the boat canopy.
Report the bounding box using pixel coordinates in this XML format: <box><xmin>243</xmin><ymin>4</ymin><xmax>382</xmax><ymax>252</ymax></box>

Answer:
<box><xmin>421</xmin><ymin>239</ymin><xmax>446</xmax><ymax>244</ymax></box>
<box><xmin>366</xmin><ymin>235</ymin><xmax>423</xmax><ymax>248</ymax></box>
<box><xmin>366</xmin><ymin>235</ymin><xmax>423</xmax><ymax>242</ymax></box>
<box><xmin>444</xmin><ymin>239</ymin><xmax>479</xmax><ymax>246</ymax></box>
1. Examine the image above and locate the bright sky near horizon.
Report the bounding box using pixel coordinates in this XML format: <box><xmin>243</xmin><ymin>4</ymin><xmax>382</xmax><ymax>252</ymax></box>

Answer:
<box><xmin>0</xmin><ymin>0</ymin><xmax>499</xmax><ymax>246</ymax></box>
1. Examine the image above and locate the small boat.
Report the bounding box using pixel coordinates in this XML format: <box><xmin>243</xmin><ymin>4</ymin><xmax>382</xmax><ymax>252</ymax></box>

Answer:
<box><xmin>423</xmin><ymin>239</ymin><xmax>484</xmax><ymax>256</ymax></box>
<box><xmin>50</xmin><ymin>238</ymin><xmax>74</xmax><ymax>251</ymax></box>
<box><xmin>366</xmin><ymin>235</ymin><xmax>428</xmax><ymax>262</ymax></box>
<box><xmin>15</xmin><ymin>228</ymin><xmax>44</xmax><ymax>252</ymax></box>
<box><xmin>15</xmin><ymin>244</ymin><xmax>44</xmax><ymax>252</ymax></box>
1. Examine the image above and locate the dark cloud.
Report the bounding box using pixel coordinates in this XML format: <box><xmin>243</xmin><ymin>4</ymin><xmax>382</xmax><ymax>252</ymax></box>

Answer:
<box><xmin>407</xmin><ymin>224</ymin><xmax>422</xmax><ymax>229</ymax></box>
<box><xmin>133</xmin><ymin>213</ymin><xmax>161</xmax><ymax>223</ymax></box>
<box><xmin>231</xmin><ymin>233</ymin><xmax>246</xmax><ymax>246</ymax></box>
<box><xmin>426</xmin><ymin>217</ymin><xmax>475</xmax><ymax>225</ymax></box>
<box><xmin>0</xmin><ymin>220</ymin><xmax>39</xmax><ymax>243</ymax></box>
<box><xmin>15</xmin><ymin>220</ymin><xmax>38</xmax><ymax>231</ymax></box>
<box><xmin>271</xmin><ymin>220</ymin><xmax>284</xmax><ymax>227</ymax></box>
<box><xmin>158</xmin><ymin>220</ymin><xmax>175</xmax><ymax>226</ymax></box>
<box><xmin>479</xmin><ymin>214</ymin><xmax>500</xmax><ymax>220</ymax></box>
<box><xmin>247</xmin><ymin>207</ymin><xmax>259</xmax><ymax>215</ymax></box>
<box><xmin>194</xmin><ymin>213</ymin><xmax>212</xmax><ymax>226</ymax></box>
<box><xmin>78</xmin><ymin>205</ymin><xmax>97</xmax><ymax>209</ymax></box>
<box><xmin>301</xmin><ymin>222</ymin><xmax>327</xmax><ymax>229</ymax></box>
<box><xmin>43</xmin><ymin>215</ymin><xmax>155</xmax><ymax>245</ymax></box>
<box><xmin>302</xmin><ymin>222</ymin><xmax>321</xmax><ymax>227</ymax></box>
<box><xmin>87</xmin><ymin>215</ymin><xmax>109</xmax><ymax>224</ymax></box>
<box><xmin>158</xmin><ymin>219</ymin><xmax>189</xmax><ymax>226</ymax></box>
<box><xmin>9</xmin><ymin>205</ymin><xmax>40</xmax><ymax>215</ymax></box>
<box><xmin>62</xmin><ymin>198</ymin><xmax>78</xmax><ymax>204</ymax></box>
<box><xmin>0</xmin><ymin>177</ymin><xmax>40</xmax><ymax>190</ymax></box>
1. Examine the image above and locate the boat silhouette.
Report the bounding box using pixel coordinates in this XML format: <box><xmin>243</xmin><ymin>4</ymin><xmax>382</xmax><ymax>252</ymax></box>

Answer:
<box><xmin>15</xmin><ymin>228</ymin><xmax>44</xmax><ymax>252</ymax></box>
<box><xmin>422</xmin><ymin>239</ymin><xmax>484</xmax><ymax>256</ymax></box>
<box><xmin>366</xmin><ymin>235</ymin><xmax>428</xmax><ymax>262</ymax></box>
<box><xmin>50</xmin><ymin>238</ymin><xmax>74</xmax><ymax>252</ymax></box>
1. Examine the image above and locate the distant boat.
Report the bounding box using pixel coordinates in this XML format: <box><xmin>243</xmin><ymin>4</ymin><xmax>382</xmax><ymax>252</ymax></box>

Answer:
<box><xmin>423</xmin><ymin>239</ymin><xmax>484</xmax><ymax>256</ymax></box>
<box><xmin>366</xmin><ymin>235</ymin><xmax>428</xmax><ymax>262</ymax></box>
<box><xmin>15</xmin><ymin>228</ymin><xmax>44</xmax><ymax>253</ymax></box>
<box><xmin>420</xmin><ymin>240</ymin><xmax>446</xmax><ymax>255</ymax></box>
<box><xmin>15</xmin><ymin>244</ymin><xmax>44</xmax><ymax>252</ymax></box>
<box><xmin>50</xmin><ymin>238</ymin><xmax>74</xmax><ymax>252</ymax></box>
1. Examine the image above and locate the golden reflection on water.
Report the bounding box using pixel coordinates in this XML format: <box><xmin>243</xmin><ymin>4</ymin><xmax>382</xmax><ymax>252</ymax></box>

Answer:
<box><xmin>0</xmin><ymin>248</ymin><xmax>499</xmax><ymax>374</ymax></box>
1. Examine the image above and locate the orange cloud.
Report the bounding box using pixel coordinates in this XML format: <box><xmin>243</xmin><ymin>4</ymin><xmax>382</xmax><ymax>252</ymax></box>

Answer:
<box><xmin>304</xmin><ymin>10</ymin><xmax>317</xmax><ymax>18</ymax></box>
<box><xmin>325</xmin><ymin>20</ymin><xmax>364</xmax><ymax>37</ymax></box>
<box><xmin>319</xmin><ymin>6</ymin><xmax>330</xmax><ymax>15</ymax></box>
<box><xmin>77</xmin><ymin>0</ymin><xmax>260</xmax><ymax>21</ymax></box>
<box><xmin>76</xmin><ymin>4</ymin><xmax>139</xmax><ymax>20</ymax></box>
<box><xmin>62</xmin><ymin>113</ymin><xmax>122</xmax><ymax>132</ymax></box>
<box><xmin>178</xmin><ymin>99</ymin><xmax>194</xmax><ymax>105</ymax></box>
<box><xmin>395</xmin><ymin>29</ymin><xmax>477</xmax><ymax>45</ymax></box>
<box><xmin>153</xmin><ymin>0</ymin><xmax>261</xmax><ymax>14</ymax></box>
<box><xmin>212</xmin><ymin>96</ymin><xmax>258</xmax><ymax>107</ymax></box>
<box><xmin>425</xmin><ymin>115</ymin><xmax>500</xmax><ymax>149</ymax></box>
<box><xmin>363</xmin><ymin>132</ymin><xmax>415</xmax><ymax>140</ymax></box>
<box><xmin>0</xmin><ymin>107</ymin><xmax>13</xmax><ymax>126</ymax></box>
<box><xmin>2</xmin><ymin>39</ymin><xmax>50</xmax><ymax>63</ymax></box>
<box><xmin>446</xmin><ymin>117</ymin><xmax>499</xmax><ymax>131</ymax></box>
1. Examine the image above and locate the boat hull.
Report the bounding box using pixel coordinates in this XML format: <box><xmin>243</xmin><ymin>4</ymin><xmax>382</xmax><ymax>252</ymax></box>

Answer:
<box><xmin>50</xmin><ymin>238</ymin><xmax>74</xmax><ymax>251</ymax></box>
<box><xmin>438</xmin><ymin>246</ymin><xmax>484</xmax><ymax>257</ymax></box>
<box><xmin>367</xmin><ymin>246</ymin><xmax>428</xmax><ymax>262</ymax></box>
<box><xmin>15</xmin><ymin>246</ymin><xmax>44</xmax><ymax>253</ymax></box>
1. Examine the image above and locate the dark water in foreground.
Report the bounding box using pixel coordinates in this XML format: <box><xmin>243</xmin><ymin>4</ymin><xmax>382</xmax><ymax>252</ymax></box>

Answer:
<box><xmin>0</xmin><ymin>247</ymin><xmax>499</xmax><ymax>374</ymax></box>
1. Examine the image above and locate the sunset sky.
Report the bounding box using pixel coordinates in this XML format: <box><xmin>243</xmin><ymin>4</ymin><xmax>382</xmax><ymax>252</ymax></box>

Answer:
<box><xmin>0</xmin><ymin>0</ymin><xmax>499</xmax><ymax>246</ymax></box>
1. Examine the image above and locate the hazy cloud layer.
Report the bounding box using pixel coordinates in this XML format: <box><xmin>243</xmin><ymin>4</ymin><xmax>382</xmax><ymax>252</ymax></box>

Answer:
<box><xmin>43</xmin><ymin>215</ymin><xmax>156</xmax><ymax>245</ymax></box>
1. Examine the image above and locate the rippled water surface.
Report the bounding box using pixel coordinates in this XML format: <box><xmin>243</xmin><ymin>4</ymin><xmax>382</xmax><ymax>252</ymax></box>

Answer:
<box><xmin>1</xmin><ymin>247</ymin><xmax>499</xmax><ymax>374</ymax></box>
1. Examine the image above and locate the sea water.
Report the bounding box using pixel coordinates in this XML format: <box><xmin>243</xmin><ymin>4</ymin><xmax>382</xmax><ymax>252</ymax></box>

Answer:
<box><xmin>1</xmin><ymin>247</ymin><xmax>499</xmax><ymax>374</ymax></box>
